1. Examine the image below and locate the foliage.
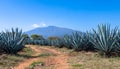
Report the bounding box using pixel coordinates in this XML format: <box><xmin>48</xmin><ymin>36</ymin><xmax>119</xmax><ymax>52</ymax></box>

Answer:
<box><xmin>1</xmin><ymin>24</ymin><xmax>119</xmax><ymax>57</ymax></box>
<box><xmin>47</xmin><ymin>39</ymin><xmax>63</xmax><ymax>48</ymax></box>
<box><xmin>0</xmin><ymin>28</ymin><xmax>26</xmax><ymax>54</ymax></box>
<box><xmin>63</xmin><ymin>35</ymin><xmax>73</xmax><ymax>49</ymax></box>
<box><xmin>71</xmin><ymin>32</ymin><xmax>91</xmax><ymax>51</ymax></box>
<box><xmin>22</xmin><ymin>34</ymin><xmax>30</xmax><ymax>44</ymax></box>
<box><xmin>22</xmin><ymin>34</ymin><xmax>29</xmax><ymax>38</ymax></box>
<box><xmin>31</xmin><ymin>34</ymin><xmax>44</xmax><ymax>40</ymax></box>
<box><xmin>90</xmin><ymin>24</ymin><xmax>119</xmax><ymax>56</ymax></box>
<box><xmin>27</xmin><ymin>39</ymin><xmax>48</xmax><ymax>45</ymax></box>
<box><xmin>47</xmin><ymin>36</ymin><xmax>63</xmax><ymax>47</ymax></box>
<box><xmin>23</xmin><ymin>24</ymin><xmax>120</xmax><ymax>57</ymax></box>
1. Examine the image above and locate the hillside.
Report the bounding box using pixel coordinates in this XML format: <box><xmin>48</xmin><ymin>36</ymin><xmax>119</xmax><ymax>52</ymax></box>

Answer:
<box><xmin>25</xmin><ymin>26</ymin><xmax>79</xmax><ymax>38</ymax></box>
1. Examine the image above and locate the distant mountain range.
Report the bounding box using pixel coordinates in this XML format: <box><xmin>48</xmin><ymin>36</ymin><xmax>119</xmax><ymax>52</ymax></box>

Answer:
<box><xmin>25</xmin><ymin>26</ymin><xmax>80</xmax><ymax>38</ymax></box>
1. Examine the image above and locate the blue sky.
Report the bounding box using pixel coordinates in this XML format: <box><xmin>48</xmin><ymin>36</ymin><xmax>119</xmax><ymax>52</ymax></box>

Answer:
<box><xmin>0</xmin><ymin>0</ymin><xmax>120</xmax><ymax>32</ymax></box>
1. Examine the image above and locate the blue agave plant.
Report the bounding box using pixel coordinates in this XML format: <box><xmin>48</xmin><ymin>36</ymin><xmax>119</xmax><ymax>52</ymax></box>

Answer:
<box><xmin>90</xmin><ymin>24</ymin><xmax>119</xmax><ymax>56</ymax></box>
<box><xmin>71</xmin><ymin>32</ymin><xmax>91</xmax><ymax>51</ymax></box>
<box><xmin>63</xmin><ymin>35</ymin><xmax>73</xmax><ymax>49</ymax></box>
<box><xmin>0</xmin><ymin>28</ymin><xmax>26</xmax><ymax>54</ymax></box>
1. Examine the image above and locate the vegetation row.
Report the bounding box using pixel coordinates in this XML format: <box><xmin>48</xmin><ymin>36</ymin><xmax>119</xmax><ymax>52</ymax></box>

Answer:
<box><xmin>1</xmin><ymin>24</ymin><xmax>120</xmax><ymax>57</ymax></box>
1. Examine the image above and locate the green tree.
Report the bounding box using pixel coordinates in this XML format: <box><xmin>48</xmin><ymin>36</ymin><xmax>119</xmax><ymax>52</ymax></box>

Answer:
<box><xmin>22</xmin><ymin>34</ymin><xmax>29</xmax><ymax>38</ymax></box>
<box><xmin>31</xmin><ymin>34</ymin><xmax>44</xmax><ymax>40</ymax></box>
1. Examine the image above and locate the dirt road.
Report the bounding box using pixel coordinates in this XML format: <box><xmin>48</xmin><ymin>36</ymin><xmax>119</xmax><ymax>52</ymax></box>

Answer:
<box><xmin>14</xmin><ymin>45</ymin><xmax>68</xmax><ymax>69</ymax></box>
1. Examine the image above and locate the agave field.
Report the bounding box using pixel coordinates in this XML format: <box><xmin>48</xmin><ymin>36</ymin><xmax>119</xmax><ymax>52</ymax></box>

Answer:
<box><xmin>25</xmin><ymin>24</ymin><xmax>120</xmax><ymax>57</ymax></box>
<box><xmin>1</xmin><ymin>24</ymin><xmax>120</xmax><ymax>68</ymax></box>
<box><xmin>0</xmin><ymin>24</ymin><xmax>120</xmax><ymax>56</ymax></box>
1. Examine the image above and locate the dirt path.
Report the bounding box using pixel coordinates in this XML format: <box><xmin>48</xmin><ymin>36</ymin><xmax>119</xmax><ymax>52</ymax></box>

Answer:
<box><xmin>14</xmin><ymin>45</ymin><xmax>68</xmax><ymax>69</ymax></box>
<box><xmin>14</xmin><ymin>45</ymin><xmax>42</xmax><ymax>69</ymax></box>
<box><xmin>39</xmin><ymin>46</ymin><xmax>68</xmax><ymax>69</ymax></box>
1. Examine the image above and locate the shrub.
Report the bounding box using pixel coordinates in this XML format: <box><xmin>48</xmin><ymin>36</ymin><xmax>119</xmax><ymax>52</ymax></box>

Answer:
<box><xmin>31</xmin><ymin>34</ymin><xmax>44</xmax><ymax>40</ymax></box>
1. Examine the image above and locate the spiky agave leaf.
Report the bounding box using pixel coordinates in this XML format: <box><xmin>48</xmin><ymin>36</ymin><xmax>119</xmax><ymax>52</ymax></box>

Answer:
<box><xmin>63</xmin><ymin>34</ymin><xmax>73</xmax><ymax>49</ymax></box>
<box><xmin>114</xmin><ymin>30</ymin><xmax>120</xmax><ymax>53</ymax></box>
<box><xmin>53</xmin><ymin>39</ymin><xmax>63</xmax><ymax>48</ymax></box>
<box><xmin>90</xmin><ymin>24</ymin><xmax>119</xmax><ymax>56</ymax></box>
<box><xmin>71</xmin><ymin>32</ymin><xmax>91</xmax><ymax>51</ymax></box>
<box><xmin>0</xmin><ymin>28</ymin><xmax>26</xmax><ymax>54</ymax></box>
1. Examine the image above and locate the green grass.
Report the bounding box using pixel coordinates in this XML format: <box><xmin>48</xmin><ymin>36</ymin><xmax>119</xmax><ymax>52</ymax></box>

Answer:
<box><xmin>29</xmin><ymin>61</ymin><xmax>44</xmax><ymax>69</ymax></box>
<box><xmin>72</xmin><ymin>64</ymin><xmax>83</xmax><ymax>67</ymax></box>
<box><xmin>72</xmin><ymin>64</ymin><xmax>84</xmax><ymax>69</ymax></box>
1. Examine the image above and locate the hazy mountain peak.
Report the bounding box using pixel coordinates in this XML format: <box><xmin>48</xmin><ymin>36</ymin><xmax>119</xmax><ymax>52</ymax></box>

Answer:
<box><xmin>25</xmin><ymin>26</ymin><xmax>79</xmax><ymax>38</ymax></box>
<box><xmin>48</xmin><ymin>26</ymin><xmax>57</xmax><ymax>27</ymax></box>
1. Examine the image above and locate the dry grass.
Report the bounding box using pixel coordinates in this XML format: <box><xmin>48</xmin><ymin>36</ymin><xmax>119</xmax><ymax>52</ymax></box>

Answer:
<box><xmin>1</xmin><ymin>45</ymin><xmax>120</xmax><ymax>69</ymax></box>
<box><xmin>68</xmin><ymin>52</ymin><xmax>120</xmax><ymax>69</ymax></box>
<box><xmin>0</xmin><ymin>46</ymin><xmax>34</xmax><ymax>69</ymax></box>
<box><xmin>26</xmin><ymin>46</ymin><xmax>57</xmax><ymax>69</ymax></box>
<box><xmin>48</xmin><ymin>46</ymin><xmax>120</xmax><ymax>69</ymax></box>
<box><xmin>0</xmin><ymin>54</ymin><xmax>24</xmax><ymax>69</ymax></box>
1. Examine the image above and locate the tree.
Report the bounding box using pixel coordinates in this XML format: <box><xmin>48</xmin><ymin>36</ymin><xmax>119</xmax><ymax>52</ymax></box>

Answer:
<box><xmin>22</xmin><ymin>34</ymin><xmax>29</xmax><ymax>38</ymax></box>
<box><xmin>31</xmin><ymin>34</ymin><xmax>44</xmax><ymax>40</ymax></box>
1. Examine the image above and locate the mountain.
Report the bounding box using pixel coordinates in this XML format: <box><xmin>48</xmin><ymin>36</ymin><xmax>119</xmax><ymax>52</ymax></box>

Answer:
<box><xmin>25</xmin><ymin>26</ymin><xmax>80</xmax><ymax>38</ymax></box>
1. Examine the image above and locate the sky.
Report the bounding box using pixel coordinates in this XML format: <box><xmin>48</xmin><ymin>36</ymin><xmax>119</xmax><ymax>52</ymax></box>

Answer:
<box><xmin>0</xmin><ymin>0</ymin><xmax>120</xmax><ymax>32</ymax></box>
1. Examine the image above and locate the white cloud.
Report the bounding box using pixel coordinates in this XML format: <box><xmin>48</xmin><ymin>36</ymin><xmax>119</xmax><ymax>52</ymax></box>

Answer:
<box><xmin>41</xmin><ymin>22</ymin><xmax>47</xmax><ymax>27</ymax></box>
<box><xmin>32</xmin><ymin>24</ymin><xmax>40</xmax><ymax>28</ymax></box>
<box><xmin>32</xmin><ymin>22</ymin><xmax>47</xmax><ymax>28</ymax></box>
